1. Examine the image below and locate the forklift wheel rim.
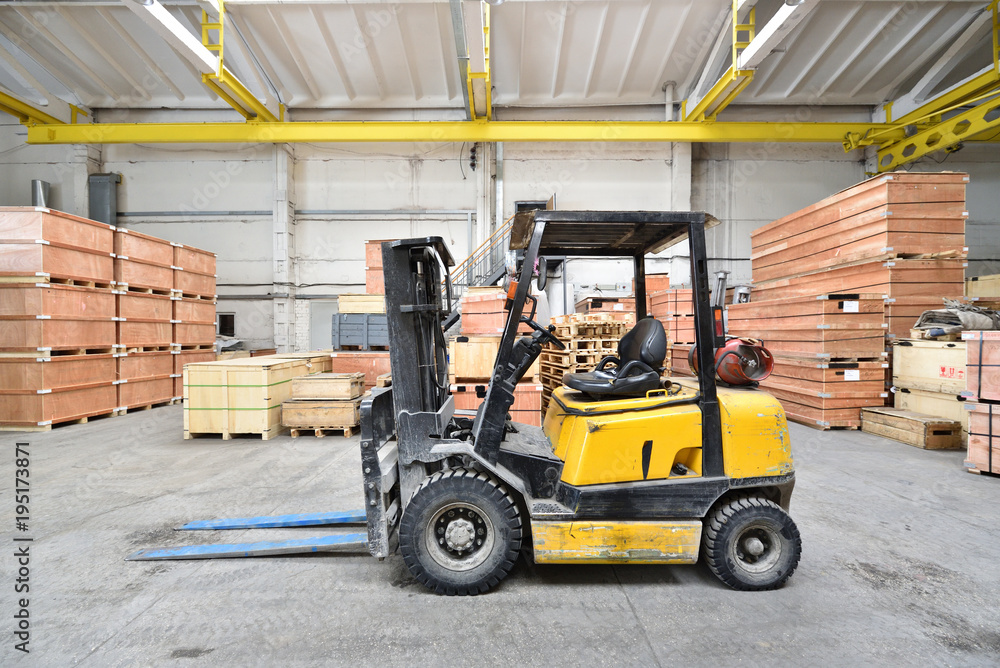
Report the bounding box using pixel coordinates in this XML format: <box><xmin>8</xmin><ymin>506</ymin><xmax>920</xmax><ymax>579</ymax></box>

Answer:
<box><xmin>730</xmin><ymin>521</ymin><xmax>782</xmax><ymax>575</ymax></box>
<box><xmin>424</xmin><ymin>502</ymin><xmax>496</xmax><ymax>572</ymax></box>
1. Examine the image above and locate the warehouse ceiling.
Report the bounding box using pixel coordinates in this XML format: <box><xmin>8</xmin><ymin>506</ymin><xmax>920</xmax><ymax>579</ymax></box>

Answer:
<box><xmin>0</xmin><ymin>0</ymin><xmax>993</xmax><ymax>115</ymax></box>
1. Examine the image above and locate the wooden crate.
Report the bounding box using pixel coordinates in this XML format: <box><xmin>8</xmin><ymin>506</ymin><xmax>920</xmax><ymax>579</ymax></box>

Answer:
<box><xmin>115</xmin><ymin>257</ymin><xmax>173</xmax><ymax>293</ymax></box>
<box><xmin>966</xmin><ymin>402</ymin><xmax>1000</xmax><ymax>474</ymax></box>
<box><xmin>173</xmin><ymin>270</ymin><xmax>216</xmax><ymax>299</ymax></box>
<box><xmin>862</xmin><ymin>407</ymin><xmax>962</xmax><ymax>450</ymax></box>
<box><xmin>250</xmin><ymin>348</ymin><xmax>277</xmax><ymax>357</ymax></box>
<box><xmin>1</xmin><ymin>283</ymin><xmax>115</xmax><ymax>318</ymax></box>
<box><xmin>173</xmin><ymin>322</ymin><xmax>215</xmax><ymax>347</ymax></box>
<box><xmin>117</xmin><ymin>375</ymin><xmax>174</xmax><ymax>411</ymax></box>
<box><xmin>114</xmin><ymin>228</ymin><xmax>174</xmax><ymax>267</ymax></box>
<box><xmin>173</xmin><ymin>348</ymin><xmax>215</xmax><ymax>398</ymax></box>
<box><xmin>365</xmin><ymin>239</ymin><xmax>391</xmax><ymax>269</ymax></box>
<box><xmin>117</xmin><ymin>290</ymin><xmax>172</xmax><ymax>321</ymax></box>
<box><xmin>339</xmin><ymin>294</ymin><xmax>385</xmax><ymax>314</ymax></box>
<box><xmin>173</xmin><ymin>243</ymin><xmax>216</xmax><ymax>275</ymax></box>
<box><xmin>183</xmin><ymin>358</ymin><xmax>310</xmax><ymax>439</ymax></box>
<box><xmin>450</xmin><ymin>382</ymin><xmax>542</xmax><ymax>427</ymax></box>
<box><xmin>894</xmin><ymin>388</ymin><xmax>968</xmax><ymax>441</ymax></box>
<box><xmin>0</xmin><ymin>317</ymin><xmax>116</xmax><ymax>351</ymax></box>
<box><xmin>449</xmin><ymin>335</ymin><xmax>539</xmax><ymax>382</ymax></box>
<box><xmin>0</xmin><ymin>208</ymin><xmax>114</xmax><ymax>285</ymax></box>
<box><xmin>892</xmin><ymin>339</ymin><xmax>966</xmax><ymax>394</ymax></box>
<box><xmin>0</xmin><ymin>383</ymin><xmax>117</xmax><ymax>428</ymax></box>
<box><xmin>118</xmin><ymin>319</ymin><xmax>172</xmax><ymax>349</ymax></box>
<box><xmin>965</xmin><ymin>274</ymin><xmax>1000</xmax><ymax>299</ymax></box>
<box><xmin>0</xmin><ymin>353</ymin><xmax>115</xmax><ymax>392</ymax></box>
<box><xmin>172</xmin><ymin>296</ymin><xmax>216</xmax><ymax>323</ymax></box>
<box><xmin>282</xmin><ymin>397</ymin><xmax>362</xmax><ymax>432</ymax></box>
<box><xmin>255</xmin><ymin>352</ymin><xmax>333</xmax><ymax>374</ymax></box>
<box><xmin>118</xmin><ymin>350</ymin><xmax>173</xmax><ymax>381</ymax></box>
<box><xmin>963</xmin><ymin>330</ymin><xmax>1000</xmax><ymax>402</ymax></box>
<box><xmin>365</xmin><ymin>267</ymin><xmax>384</xmax><ymax>295</ymax></box>
<box><xmin>216</xmin><ymin>351</ymin><xmax>250</xmax><ymax>360</ymax></box>
<box><xmin>650</xmin><ymin>288</ymin><xmax>694</xmax><ymax>319</ymax></box>
<box><xmin>329</xmin><ymin>351</ymin><xmax>391</xmax><ymax>388</ymax></box>
<box><xmin>459</xmin><ymin>290</ymin><xmax>531</xmax><ymax>336</ymax></box>
<box><xmin>376</xmin><ymin>373</ymin><xmax>392</xmax><ymax>387</ymax></box>
<box><xmin>291</xmin><ymin>372</ymin><xmax>364</xmax><ymax>400</ymax></box>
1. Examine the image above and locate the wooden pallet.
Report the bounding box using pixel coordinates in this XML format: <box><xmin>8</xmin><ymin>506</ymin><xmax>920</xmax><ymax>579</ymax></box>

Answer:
<box><xmin>290</xmin><ymin>426</ymin><xmax>357</xmax><ymax>438</ymax></box>
<box><xmin>0</xmin><ymin>409</ymin><xmax>115</xmax><ymax>432</ymax></box>
<box><xmin>184</xmin><ymin>429</ymin><xmax>286</xmax><ymax>441</ymax></box>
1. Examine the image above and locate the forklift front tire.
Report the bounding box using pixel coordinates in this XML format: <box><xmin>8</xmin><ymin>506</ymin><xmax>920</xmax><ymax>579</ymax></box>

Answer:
<box><xmin>399</xmin><ymin>468</ymin><xmax>522</xmax><ymax>596</ymax></box>
<box><xmin>703</xmin><ymin>496</ymin><xmax>801</xmax><ymax>591</ymax></box>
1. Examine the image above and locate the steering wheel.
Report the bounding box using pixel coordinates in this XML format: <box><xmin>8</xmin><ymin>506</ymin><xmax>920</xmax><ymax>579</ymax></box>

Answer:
<box><xmin>521</xmin><ymin>316</ymin><xmax>566</xmax><ymax>349</ymax></box>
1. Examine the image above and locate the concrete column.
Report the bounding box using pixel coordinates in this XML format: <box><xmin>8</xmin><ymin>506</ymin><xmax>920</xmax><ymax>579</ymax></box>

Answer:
<box><xmin>670</xmin><ymin>142</ymin><xmax>692</xmax><ymax>211</ymax></box>
<box><xmin>272</xmin><ymin>144</ymin><xmax>297</xmax><ymax>353</ymax></box>
<box><xmin>71</xmin><ymin>145</ymin><xmax>102</xmax><ymax>217</ymax></box>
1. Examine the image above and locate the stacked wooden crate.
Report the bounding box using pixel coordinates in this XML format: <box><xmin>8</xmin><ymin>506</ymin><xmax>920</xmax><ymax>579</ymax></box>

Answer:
<box><xmin>650</xmin><ymin>288</ymin><xmax>694</xmax><ymax>376</ymax></box>
<box><xmin>634</xmin><ymin>273</ymin><xmax>670</xmax><ymax>313</ymax></box>
<box><xmin>450</xmin><ymin>287</ymin><xmax>541</xmax><ymax>426</ymax></box>
<box><xmin>282</xmin><ymin>372</ymin><xmax>366</xmax><ymax>437</ymax></box>
<box><xmin>330</xmin><ymin>293</ymin><xmax>389</xmax><ymax>387</ymax></box>
<box><xmin>749</xmin><ymin>172</ymin><xmax>968</xmax><ymax>339</ymax></box>
<box><xmin>365</xmin><ymin>239</ymin><xmax>389</xmax><ymax>295</ymax></box>
<box><xmin>576</xmin><ymin>296</ymin><xmax>635</xmax><ymax>317</ymax></box>
<box><xmin>727</xmin><ymin>295</ymin><xmax>889</xmax><ymax>429</ymax></box>
<box><xmin>0</xmin><ymin>208</ymin><xmax>119</xmax><ymax>430</ymax></box>
<box><xmin>183</xmin><ymin>357</ymin><xmax>312</xmax><ymax>440</ymax></box>
<box><xmin>723</xmin><ymin>173</ymin><xmax>969</xmax><ymax>429</ymax></box>
<box><xmin>962</xmin><ymin>331</ymin><xmax>1000</xmax><ymax>475</ymax></box>
<box><xmin>538</xmin><ymin>312</ymin><xmax>637</xmax><ymax>416</ymax></box>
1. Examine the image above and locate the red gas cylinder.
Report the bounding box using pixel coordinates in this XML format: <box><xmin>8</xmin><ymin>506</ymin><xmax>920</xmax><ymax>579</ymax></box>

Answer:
<box><xmin>688</xmin><ymin>337</ymin><xmax>774</xmax><ymax>386</ymax></box>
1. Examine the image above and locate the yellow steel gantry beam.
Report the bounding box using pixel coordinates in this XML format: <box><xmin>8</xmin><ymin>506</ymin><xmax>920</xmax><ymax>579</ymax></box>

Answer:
<box><xmin>876</xmin><ymin>94</ymin><xmax>1000</xmax><ymax>172</ymax></box>
<box><xmin>25</xmin><ymin>120</ymin><xmax>905</xmax><ymax>145</ymax></box>
<box><xmin>0</xmin><ymin>91</ymin><xmax>66</xmax><ymax>126</ymax></box>
<box><xmin>683</xmin><ymin>0</ymin><xmax>755</xmax><ymax>122</ymax></box>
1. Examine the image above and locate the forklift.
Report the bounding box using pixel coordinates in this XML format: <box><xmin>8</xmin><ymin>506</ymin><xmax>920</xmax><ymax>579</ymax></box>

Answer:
<box><xmin>362</xmin><ymin>210</ymin><xmax>800</xmax><ymax>594</ymax></box>
<box><xmin>130</xmin><ymin>210</ymin><xmax>801</xmax><ymax>595</ymax></box>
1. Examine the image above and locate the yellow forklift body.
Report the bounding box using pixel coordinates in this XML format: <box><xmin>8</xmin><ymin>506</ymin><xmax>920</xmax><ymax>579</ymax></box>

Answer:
<box><xmin>542</xmin><ymin>379</ymin><xmax>792</xmax><ymax>486</ymax></box>
<box><xmin>531</xmin><ymin>520</ymin><xmax>702</xmax><ymax>564</ymax></box>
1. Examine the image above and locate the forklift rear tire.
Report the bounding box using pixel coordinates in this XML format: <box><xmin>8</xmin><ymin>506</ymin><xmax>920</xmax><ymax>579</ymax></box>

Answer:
<box><xmin>399</xmin><ymin>468</ymin><xmax>522</xmax><ymax>596</ymax></box>
<box><xmin>703</xmin><ymin>496</ymin><xmax>801</xmax><ymax>591</ymax></box>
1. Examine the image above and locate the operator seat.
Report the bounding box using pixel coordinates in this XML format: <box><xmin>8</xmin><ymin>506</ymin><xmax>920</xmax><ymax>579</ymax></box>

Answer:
<box><xmin>563</xmin><ymin>317</ymin><xmax>668</xmax><ymax>399</ymax></box>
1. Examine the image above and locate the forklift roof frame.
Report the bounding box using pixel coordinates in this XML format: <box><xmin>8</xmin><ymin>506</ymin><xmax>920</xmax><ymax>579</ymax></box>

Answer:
<box><xmin>477</xmin><ymin>210</ymin><xmax>725</xmax><ymax>479</ymax></box>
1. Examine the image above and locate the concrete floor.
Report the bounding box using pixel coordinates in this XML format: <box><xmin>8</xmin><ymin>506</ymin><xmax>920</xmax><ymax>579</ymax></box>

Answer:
<box><xmin>2</xmin><ymin>405</ymin><xmax>1000</xmax><ymax>666</ymax></box>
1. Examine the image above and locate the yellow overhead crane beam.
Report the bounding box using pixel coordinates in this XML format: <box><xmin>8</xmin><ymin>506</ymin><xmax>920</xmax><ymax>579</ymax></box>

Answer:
<box><xmin>25</xmin><ymin>119</ymin><xmax>903</xmax><ymax>145</ymax></box>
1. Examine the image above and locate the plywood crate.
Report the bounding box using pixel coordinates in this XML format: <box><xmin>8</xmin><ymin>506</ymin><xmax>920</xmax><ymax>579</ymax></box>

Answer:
<box><xmin>114</xmin><ymin>228</ymin><xmax>174</xmax><ymax>267</ymax></box>
<box><xmin>117</xmin><ymin>375</ymin><xmax>174</xmax><ymax>411</ymax></box>
<box><xmin>250</xmin><ymin>348</ymin><xmax>277</xmax><ymax>357</ymax></box>
<box><xmin>0</xmin><ymin>316</ymin><xmax>116</xmax><ymax>352</ymax></box>
<box><xmin>365</xmin><ymin>267</ymin><xmax>384</xmax><ymax>295</ymax></box>
<box><xmin>172</xmin><ymin>270</ymin><xmax>216</xmax><ymax>300</ymax></box>
<box><xmin>173</xmin><ymin>321</ymin><xmax>215</xmax><ymax>347</ymax></box>
<box><xmin>173</xmin><ymin>348</ymin><xmax>216</xmax><ymax>398</ymax></box>
<box><xmin>291</xmin><ymin>372</ymin><xmax>364</xmax><ymax>400</ymax></box>
<box><xmin>894</xmin><ymin>387</ymin><xmax>968</xmax><ymax>441</ymax></box>
<box><xmin>255</xmin><ymin>352</ymin><xmax>333</xmax><ymax>374</ymax></box>
<box><xmin>0</xmin><ymin>352</ymin><xmax>116</xmax><ymax>392</ymax></box>
<box><xmin>172</xmin><ymin>295</ymin><xmax>216</xmax><ymax>323</ymax></box>
<box><xmin>116</xmin><ymin>288</ymin><xmax>172</xmax><ymax>349</ymax></box>
<box><xmin>216</xmin><ymin>351</ymin><xmax>250</xmax><ymax>360</ymax></box>
<box><xmin>449</xmin><ymin>335</ymin><xmax>539</xmax><ymax>382</ymax></box>
<box><xmin>338</xmin><ymin>293</ymin><xmax>386</xmax><ymax>314</ymax></box>
<box><xmin>114</xmin><ymin>256</ymin><xmax>173</xmax><ymax>294</ymax></box>
<box><xmin>965</xmin><ymin>274</ymin><xmax>1000</xmax><ymax>299</ymax></box>
<box><xmin>329</xmin><ymin>351</ymin><xmax>391</xmax><ymax>388</ymax></box>
<box><xmin>963</xmin><ymin>330</ymin><xmax>1000</xmax><ymax>402</ymax></box>
<box><xmin>0</xmin><ymin>383</ymin><xmax>117</xmax><ymax>428</ymax></box>
<box><xmin>282</xmin><ymin>397</ymin><xmax>363</xmax><ymax>434</ymax></box>
<box><xmin>365</xmin><ymin>239</ymin><xmax>390</xmax><ymax>269</ymax></box>
<box><xmin>0</xmin><ymin>284</ymin><xmax>117</xmax><ymax>352</ymax></box>
<box><xmin>0</xmin><ymin>207</ymin><xmax>114</xmax><ymax>285</ymax></box>
<box><xmin>966</xmin><ymin>402</ymin><xmax>1000</xmax><ymax>474</ymax></box>
<box><xmin>173</xmin><ymin>242</ymin><xmax>216</xmax><ymax>276</ymax></box>
<box><xmin>891</xmin><ymin>339</ymin><xmax>966</xmax><ymax>394</ymax></box>
<box><xmin>650</xmin><ymin>289</ymin><xmax>694</xmax><ymax>319</ymax></box>
<box><xmin>117</xmin><ymin>290</ymin><xmax>172</xmax><ymax>321</ymax></box>
<box><xmin>451</xmin><ymin>382</ymin><xmax>543</xmax><ymax>427</ymax></box>
<box><xmin>862</xmin><ymin>407</ymin><xmax>962</xmax><ymax>450</ymax></box>
<box><xmin>183</xmin><ymin>357</ymin><xmax>310</xmax><ymax>439</ymax></box>
<box><xmin>117</xmin><ymin>350</ymin><xmax>173</xmax><ymax>380</ymax></box>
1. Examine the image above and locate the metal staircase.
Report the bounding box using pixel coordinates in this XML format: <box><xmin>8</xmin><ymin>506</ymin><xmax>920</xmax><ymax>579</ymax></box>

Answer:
<box><xmin>442</xmin><ymin>217</ymin><xmax>513</xmax><ymax>330</ymax></box>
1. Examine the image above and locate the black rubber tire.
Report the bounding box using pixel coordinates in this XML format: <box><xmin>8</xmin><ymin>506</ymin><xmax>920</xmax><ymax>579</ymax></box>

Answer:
<box><xmin>399</xmin><ymin>468</ymin><xmax>522</xmax><ymax>596</ymax></box>
<box><xmin>702</xmin><ymin>496</ymin><xmax>801</xmax><ymax>591</ymax></box>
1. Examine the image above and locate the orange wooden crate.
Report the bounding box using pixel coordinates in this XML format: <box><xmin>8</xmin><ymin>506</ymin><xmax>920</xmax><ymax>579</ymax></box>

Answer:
<box><xmin>0</xmin><ymin>283</ymin><xmax>115</xmax><ymax>318</ymax></box>
<box><xmin>114</xmin><ymin>228</ymin><xmax>174</xmax><ymax>267</ymax></box>
<box><xmin>172</xmin><ymin>296</ymin><xmax>215</xmax><ymax>323</ymax></box>
<box><xmin>365</xmin><ymin>239</ymin><xmax>392</xmax><ymax>269</ymax></box>
<box><xmin>0</xmin><ymin>353</ymin><xmax>116</xmax><ymax>392</ymax></box>
<box><xmin>0</xmin><ymin>317</ymin><xmax>116</xmax><ymax>351</ymax></box>
<box><xmin>0</xmin><ymin>243</ymin><xmax>113</xmax><ymax>285</ymax></box>
<box><xmin>117</xmin><ymin>319</ymin><xmax>172</xmax><ymax>349</ymax></box>
<box><xmin>0</xmin><ymin>207</ymin><xmax>114</xmax><ymax>252</ymax></box>
<box><xmin>173</xmin><ymin>243</ymin><xmax>216</xmax><ymax>275</ymax></box>
<box><xmin>450</xmin><ymin>382</ymin><xmax>542</xmax><ymax>426</ymax></box>
<box><xmin>115</xmin><ymin>257</ymin><xmax>173</xmax><ymax>293</ymax></box>
<box><xmin>0</xmin><ymin>383</ymin><xmax>117</xmax><ymax>427</ymax></box>
<box><xmin>117</xmin><ymin>375</ymin><xmax>174</xmax><ymax>410</ymax></box>
<box><xmin>365</xmin><ymin>267</ymin><xmax>385</xmax><ymax>295</ymax></box>
<box><xmin>964</xmin><ymin>331</ymin><xmax>1000</xmax><ymax>402</ymax></box>
<box><xmin>966</xmin><ymin>402</ymin><xmax>1000</xmax><ymax>474</ymax></box>
<box><xmin>117</xmin><ymin>350</ymin><xmax>173</xmax><ymax>381</ymax></box>
<box><xmin>173</xmin><ymin>270</ymin><xmax>216</xmax><ymax>299</ymax></box>
<box><xmin>329</xmin><ymin>351</ymin><xmax>391</xmax><ymax>389</ymax></box>
<box><xmin>173</xmin><ymin>322</ymin><xmax>215</xmax><ymax>346</ymax></box>
<box><xmin>117</xmin><ymin>290</ymin><xmax>172</xmax><ymax>321</ymax></box>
